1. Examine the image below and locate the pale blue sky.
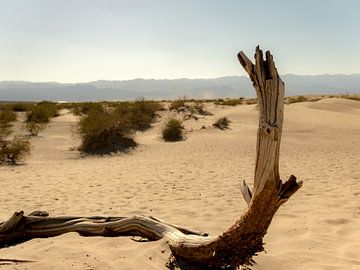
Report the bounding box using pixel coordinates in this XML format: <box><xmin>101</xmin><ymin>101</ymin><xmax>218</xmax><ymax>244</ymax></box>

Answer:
<box><xmin>1</xmin><ymin>0</ymin><xmax>359</xmax><ymax>82</ymax></box>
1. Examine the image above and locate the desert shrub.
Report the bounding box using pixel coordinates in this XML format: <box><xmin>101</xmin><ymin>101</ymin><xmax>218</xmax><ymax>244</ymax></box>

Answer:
<box><xmin>0</xmin><ymin>109</ymin><xmax>17</xmax><ymax>139</ymax></box>
<box><xmin>287</xmin><ymin>95</ymin><xmax>308</xmax><ymax>104</ymax></box>
<box><xmin>114</xmin><ymin>99</ymin><xmax>162</xmax><ymax>131</ymax></box>
<box><xmin>308</xmin><ymin>97</ymin><xmax>322</xmax><ymax>102</ymax></box>
<box><xmin>162</xmin><ymin>118</ymin><xmax>184</xmax><ymax>142</ymax></box>
<box><xmin>244</xmin><ymin>98</ymin><xmax>258</xmax><ymax>105</ymax></box>
<box><xmin>8</xmin><ymin>103</ymin><xmax>32</xmax><ymax>112</ymax></box>
<box><xmin>169</xmin><ymin>98</ymin><xmax>186</xmax><ymax>111</ymax></box>
<box><xmin>77</xmin><ymin>99</ymin><xmax>162</xmax><ymax>153</ymax></box>
<box><xmin>340</xmin><ymin>94</ymin><xmax>360</xmax><ymax>101</ymax></box>
<box><xmin>215</xmin><ymin>98</ymin><xmax>244</xmax><ymax>106</ymax></box>
<box><xmin>26</xmin><ymin>101</ymin><xmax>59</xmax><ymax>124</ymax></box>
<box><xmin>0</xmin><ymin>136</ymin><xmax>30</xmax><ymax>165</ymax></box>
<box><xmin>130</xmin><ymin>99</ymin><xmax>162</xmax><ymax>130</ymax></box>
<box><xmin>25</xmin><ymin>101</ymin><xmax>59</xmax><ymax>135</ymax></box>
<box><xmin>26</xmin><ymin>122</ymin><xmax>45</xmax><ymax>136</ymax></box>
<box><xmin>134</xmin><ymin>98</ymin><xmax>163</xmax><ymax>114</ymax></box>
<box><xmin>0</xmin><ymin>108</ymin><xmax>17</xmax><ymax>124</ymax></box>
<box><xmin>70</xmin><ymin>102</ymin><xmax>104</xmax><ymax>116</ymax></box>
<box><xmin>213</xmin><ymin>117</ymin><xmax>230</xmax><ymax>130</ymax></box>
<box><xmin>77</xmin><ymin>109</ymin><xmax>136</xmax><ymax>154</ymax></box>
<box><xmin>192</xmin><ymin>101</ymin><xmax>212</xmax><ymax>115</ymax></box>
<box><xmin>0</xmin><ymin>107</ymin><xmax>30</xmax><ymax>164</ymax></box>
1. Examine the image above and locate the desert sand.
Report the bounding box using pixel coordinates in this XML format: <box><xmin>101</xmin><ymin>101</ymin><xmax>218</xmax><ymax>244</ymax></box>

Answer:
<box><xmin>0</xmin><ymin>97</ymin><xmax>359</xmax><ymax>269</ymax></box>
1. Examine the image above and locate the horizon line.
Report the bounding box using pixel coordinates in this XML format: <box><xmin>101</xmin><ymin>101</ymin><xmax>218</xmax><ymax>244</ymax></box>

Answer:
<box><xmin>1</xmin><ymin>73</ymin><xmax>360</xmax><ymax>85</ymax></box>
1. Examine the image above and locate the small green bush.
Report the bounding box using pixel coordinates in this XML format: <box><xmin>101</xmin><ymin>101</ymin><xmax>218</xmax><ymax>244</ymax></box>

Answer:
<box><xmin>0</xmin><ymin>107</ymin><xmax>30</xmax><ymax>165</ymax></box>
<box><xmin>213</xmin><ymin>117</ymin><xmax>230</xmax><ymax>130</ymax></box>
<box><xmin>9</xmin><ymin>103</ymin><xmax>32</xmax><ymax>112</ymax></box>
<box><xmin>0</xmin><ymin>109</ymin><xmax>17</xmax><ymax>139</ymax></box>
<box><xmin>0</xmin><ymin>136</ymin><xmax>30</xmax><ymax>165</ymax></box>
<box><xmin>25</xmin><ymin>101</ymin><xmax>59</xmax><ymax>135</ymax></box>
<box><xmin>127</xmin><ymin>99</ymin><xmax>162</xmax><ymax>131</ymax></box>
<box><xmin>0</xmin><ymin>109</ymin><xmax>17</xmax><ymax>124</ymax></box>
<box><xmin>26</xmin><ymin>101</ymin><xmax>59</xmax><ymax>124</ymax></box>
<box><xmin>77</xmin><ymin>108</ymin><xmax>136</xmax><ymax>154</ymax></box>
<box><xmin>162</xmin><ymin>118</ymin><xmax>184</xmax><ymax>142</ymax></box>
<box><xmin>70</xmin><ymin>102</ymin><xmax>104</xmax><ymax>116</ymax></box>
<box><xmin>76</xmin><ymin>99</ymin><xmax>163</xmax><ymax>154</ymax></box>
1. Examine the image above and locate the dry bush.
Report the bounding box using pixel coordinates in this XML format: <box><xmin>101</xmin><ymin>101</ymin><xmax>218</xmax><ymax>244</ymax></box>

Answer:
<box><xmin>244</xmin><ymin>98</ymin><xmax>257</xmax><ymax>105</ymax></box>
<box><xmin>0</xmin><ymin>109</ymin><xmax>17</xmax><ymax>123</ymax></box>
<box><xmin>0</xmin><ymin>107</ymin><xmax>30</xmax><ymax>165</ymax></box>
<box><xmin>162</xmin><ymin>118</ymin><xmax>184</xmax><ymax>142</ymax></box>
<box><xmin>26</xmin><ymin>122</ymin><xmax>45</xmax><ymax>136</ymax></box>
<box><xmin>115</xmin><ymin>98</ymin><xmax>162</xmax><ymax>131</ymax></box>
<box><xmin>169</xmin><ymin>98</ymin><xmax>186</xmax><ymax>111</ymax></box>
<box><xmin>213</xmin><ymin>117</ymin><xmax>230</xmax><ymax>130</ymax></box>
<box><xmin>77</xmin><ymin>99</ymin><xmax>162</xmax><ymax>153</ymax></box>
<box><xmin>308</xmin><ymin>97</ymin><xmax>322</xmax><ymax>102</ymax></box>
<box><xmin>77</xmin><ymin>108</ymin><xmax>136</xmax><ymax>154</ymax></box>
<box><xmin>6</xmin><ymin>103</ymin><xmax>33</xmax><ymax>112</ymax></box>
<box><xmin>25</xmin><ymin>101</ymin><xmax>59</xmax><ymax>136</ymax></box>
<box><xmin>340</xmin><ymin>94</ymin><xmax>360</xmax><ymax>101</ymax></box>
<box><xmin>0</xmin><ymin>109</ymin><xmax>17</xmax><ymax>139</ymax></box>
<box><xmin>215</xmin><ymin>98</ymin><xmax>244</xmax><ymax>106</ymax></box>
<box><xmin>192</xmin><ymin>101</ymin><xmax>212</xmax><ymax>115</ymax></box>
<box><xmin>0</xmin><ymin>137</ymin><xmax>30</xmax><ymax>165</ymax></box>
<box><xmin>286</xmin><ymin>95</ymin><xmax>308</xmax><ymax>104</ymax></box>
<box><xmin>69</xmin><ymin>102</ymin><xmax>104</xmax><ymax>116</ymax></box>
<box><xmin>26</xmin><ymin>101</ymin><xmax>59</xmax><ymax>123</ymax></box>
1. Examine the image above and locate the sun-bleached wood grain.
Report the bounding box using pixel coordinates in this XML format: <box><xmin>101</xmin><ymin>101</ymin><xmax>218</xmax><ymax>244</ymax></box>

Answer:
<box><xmin>0</xmin><ymin>47</ymin><xmax>302</xmax><ymax>269</ymax></box>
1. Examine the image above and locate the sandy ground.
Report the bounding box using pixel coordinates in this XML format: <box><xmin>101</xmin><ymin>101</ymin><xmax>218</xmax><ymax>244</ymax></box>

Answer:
<box><xmin>0</xmin><ymin>98</ymin><xmax>359</xmax><ymax>269</ymax></box>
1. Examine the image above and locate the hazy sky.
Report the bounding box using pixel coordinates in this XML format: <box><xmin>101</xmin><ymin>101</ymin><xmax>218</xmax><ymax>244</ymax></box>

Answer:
<box><xmin>1</xmin><ymin>0</ymin><xmax>359</xmax><ymax>82</ymax></box>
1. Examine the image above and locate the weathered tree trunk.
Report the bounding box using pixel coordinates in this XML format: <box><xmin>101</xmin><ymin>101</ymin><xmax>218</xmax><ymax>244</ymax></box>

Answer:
<box><xmin>0</xmin><ymin>47</ymin><xmax>302</xmax><ymax>269</ymax></box>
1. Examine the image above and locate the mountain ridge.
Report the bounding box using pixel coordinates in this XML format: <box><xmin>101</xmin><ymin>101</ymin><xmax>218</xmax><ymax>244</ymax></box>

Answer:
<box><xmin>1</xmin><ymin>74</ymin><xmax>359</xmax><ymax>101</ymax></box>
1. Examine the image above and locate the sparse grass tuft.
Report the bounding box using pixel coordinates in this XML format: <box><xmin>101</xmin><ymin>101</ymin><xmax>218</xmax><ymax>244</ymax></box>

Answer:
<box><xmin>213</xmin><ymin>117</ymin><xmax>230</xmax><ymax>130</ymax></box>
<box><xmin>162</xmin><ymin>118</ymin><xmax>184</xmax><ymax>142</ymax></box>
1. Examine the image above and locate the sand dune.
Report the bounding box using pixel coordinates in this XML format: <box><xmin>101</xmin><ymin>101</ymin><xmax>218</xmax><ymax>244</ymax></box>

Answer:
<box><xmin>0</xmin><ymin>98</ymin><xmax>359</xmax><ymax>269</ymax></box>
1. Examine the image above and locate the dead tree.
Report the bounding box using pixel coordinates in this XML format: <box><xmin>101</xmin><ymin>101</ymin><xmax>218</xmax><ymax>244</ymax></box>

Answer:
<box><xmin>0</xmin><ymin>47</ymin><xmax>302</xmax><ymax>269</ymax></box>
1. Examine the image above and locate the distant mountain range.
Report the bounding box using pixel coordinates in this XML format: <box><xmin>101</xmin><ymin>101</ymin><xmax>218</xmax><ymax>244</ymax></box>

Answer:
<box><xmin>1</xmin><ymin>74</ymin><xmax>360</xmax><ymax>102</ymax></box>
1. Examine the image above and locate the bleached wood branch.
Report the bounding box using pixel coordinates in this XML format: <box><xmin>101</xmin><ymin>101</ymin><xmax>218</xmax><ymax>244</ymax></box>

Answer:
<box><xmin>0</xmin><ymin>47</ymin><xmax>302</xmax><ymax>269</ymax></box>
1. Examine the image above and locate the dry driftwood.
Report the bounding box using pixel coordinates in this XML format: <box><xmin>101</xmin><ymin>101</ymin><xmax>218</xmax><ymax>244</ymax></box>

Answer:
<box><xmin>0</xmin><ymin>46</ymin><xmax>302</xmax><ymax>269</ymax></box>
